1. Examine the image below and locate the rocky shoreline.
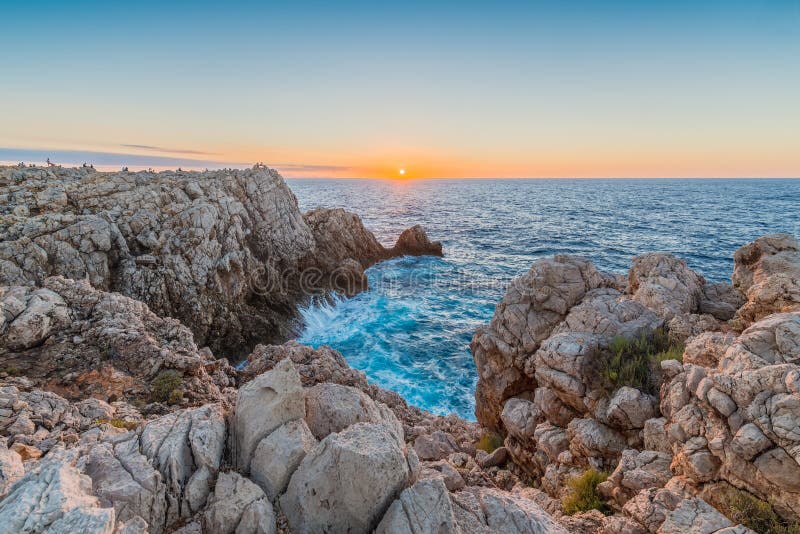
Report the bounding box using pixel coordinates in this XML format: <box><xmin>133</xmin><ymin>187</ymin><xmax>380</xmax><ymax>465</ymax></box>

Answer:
<box><xmin>1</xmin><ymin>164</ymin><xmax>799</xmax><ymax>533</ymax></box>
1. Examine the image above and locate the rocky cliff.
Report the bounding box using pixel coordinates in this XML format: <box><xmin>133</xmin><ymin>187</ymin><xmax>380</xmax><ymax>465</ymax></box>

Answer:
<box><xmin>472</xmin><ymin>233</ymin><xmax>800</xmax><ymax>532</ymax></box>
<box><xmin>0</xmin><ymin>165</ymin><xmax>441</xmax><ymax>358</ymax></box>
<box><xmin>1</xmin><ymin>164</ymin><xmax>797</xmax><ymax>533</ymax></box>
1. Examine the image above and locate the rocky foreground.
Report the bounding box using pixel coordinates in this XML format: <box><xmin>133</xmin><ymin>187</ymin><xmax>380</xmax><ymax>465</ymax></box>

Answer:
<box><xmin>1</xmin><ymin>165</ymin><xmax>799</xmax><ymax>533</ymax></box>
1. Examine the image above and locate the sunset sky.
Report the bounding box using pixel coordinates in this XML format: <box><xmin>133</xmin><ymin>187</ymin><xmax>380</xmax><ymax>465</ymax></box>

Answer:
<box><xmin>2</xmin><ymin>1</ymin><xmax>799</xmax><ymax>178</ymax></box>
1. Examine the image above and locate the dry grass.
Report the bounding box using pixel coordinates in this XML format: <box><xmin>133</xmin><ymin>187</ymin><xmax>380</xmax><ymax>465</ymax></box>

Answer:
<box><xmin>562</xmin><ymin>468</ymin><xmax>610</xmax><ymax>515</ymax></box>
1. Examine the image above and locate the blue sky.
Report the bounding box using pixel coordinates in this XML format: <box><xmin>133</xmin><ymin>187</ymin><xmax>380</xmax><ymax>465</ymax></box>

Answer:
<box><xmin>2</xmin><ymin>0</ymin><xmax>799</xmax><ymax>177</ymax></box>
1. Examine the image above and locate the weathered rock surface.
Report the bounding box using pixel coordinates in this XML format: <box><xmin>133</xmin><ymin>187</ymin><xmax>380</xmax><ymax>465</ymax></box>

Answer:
<box><xmin>0</xmin><ymin>165</ymin><xmax>442</xmax><ymax>357</ymax></box>
<box><xmin>732</xmin><ymin>234</ymin><xmax>800</xmax><ymax>327</ymax></box>
<box><xmin>0</xmin><ymin>277</ymin><xmax>234</xmax><ymax>403</ymax></box>
<box><xmin>280</xmin><ymin>422</ymin><xmax>414</xmax><ymax>533</ymax></box>
<box><xmin>234</xmin><ymin>358</ymin><xmax>304</xmax><ymax>473</ymax></box>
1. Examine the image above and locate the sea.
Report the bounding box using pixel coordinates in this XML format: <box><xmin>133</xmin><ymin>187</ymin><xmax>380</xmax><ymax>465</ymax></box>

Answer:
<box><xmin>287</xmin><ymin>178</ymin><xmax>800</xmax><ymax>420</ymax></box>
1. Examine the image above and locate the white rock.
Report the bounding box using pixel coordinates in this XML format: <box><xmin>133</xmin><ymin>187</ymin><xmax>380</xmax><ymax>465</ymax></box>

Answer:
<box><xmin>234</xmin><ymin>359</ymin><xmax>305</xmax><ymax>472</ymax></box>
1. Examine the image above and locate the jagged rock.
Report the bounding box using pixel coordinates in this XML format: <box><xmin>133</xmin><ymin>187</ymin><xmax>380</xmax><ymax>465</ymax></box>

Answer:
<box><xmin>472</xmin><ymin>255</ymin><xmax>612</xmax><ymax>429</ymax></box>
<box><xmin>628</xmin><ymin>253</ymin><xmax>705</xmax><ymax>320</ymax></box>
<box><xmin>598</xmin><ymin>449</ymin><xmax>673</xmax><ymax>507</ymax></box>
<box><xmin>0</xmin><ymin>165</ymin><xmax>441</xmax><ymax>357</ymax></box>
<box><xmin>0</xmin><ymin>459</ymin><xmax>113</xmax><ymax>533</ymax></box>
<box><xmin>249</xmin><ymin>419</ymin><xmax>317</xmax><ymax>501</ymax></box>
<box><xmin>243</xmin><ymin>342</ymin><xmax>480</xmax><ymax>450</ymax></box>
<box><xmin>606</xmin><ymin>387</ymin><xmax>658</xmax><ymax>430</ymax></box>
<box><xmin>732</xmin><ymin>234</ymin><xmax>800</xmax><ymax>326</ymax></box>
<box><xmin>234</xmin><ymin>359</ymin><xmax>304</xmax><ymax>473</ymax></box>
<box><xmin>280</xmin><ymin>422</ymin><xmax>412</xmax><ymax>534</ymax></box>
<box><xmin>413</xmin><ymin>430</ymin><xmax>459</xmax><ymax>461</ymax></box>
<box><xmin>304</xmin><ymin>382</ymin><xmax>398</xmax><ymax>441</ymax></box>
<box><xmin>0</xmin><ymin>278</ymin><xmax>232</xmax><ymax>404</ymax></box>
<box><xmin>376</xmin><ymin>478</ymin><xmax>459</xmax><ymax>534</ymax></box>
<box><xmin>203</xmin><ymin>471</ymin><xmax>275</xmax><ymax>534</ymax></box>
<box><xmin>700</xmin><ymin>282</ymin><xmax>745</xmax><ymax>321</ymax></box>
<box><xmin>421</xmin><ymin>459</ymin><xmax>466</xmax><ymax>491</ymax></box>
<box><xmin>392</xmin><ymin>225</ymin><xmax>443</xmax><ymax>257</ymax></box>
<box><xmin>0</xmin><ymin>439</ymin><xmax>23</xmax><ymax>497</ymax></box>
<box><xmin>478</xmin><ymin>446</ymin><xmax>509</xmax><ymax>468</ymax></box>
<box><xmin>568</xmin><ymin>418</ymin><xmax>627</xmax><ymax>462</ymax></box>
<box><xmin>451</xmin><ymin>487</ymin><xmax>569</xmax><ymax>533</ymax></box>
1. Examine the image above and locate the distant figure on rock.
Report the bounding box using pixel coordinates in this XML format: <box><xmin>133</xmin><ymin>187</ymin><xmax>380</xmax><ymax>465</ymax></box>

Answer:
<box><xmin>46</xmin><ymin>158</ymin><xmax>54</xmax><ymax>167</ymax></box>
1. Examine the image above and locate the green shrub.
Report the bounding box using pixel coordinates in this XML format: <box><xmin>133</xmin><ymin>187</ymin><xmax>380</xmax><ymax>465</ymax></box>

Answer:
<box><xmin>476</xmin><ymin>431</ymin><xmax>503</xmax><ymax>453</ymax></box>
<box><xmin>721</xmin><ymin>490</ymin><xmax>800</xmax><ymax>534</ymax></box>
<box><xmin>597</xmin><ymin>329</ymin><xmax>683</xmax><ymax>394</ymax></box>
<box><xmin>562</xmin><ymin>468</ymin><xmax>610</xmax><ymax>515</ymax></box>
<box><xmin>0</xmin><ymin>366</ymin><xmax>22</xmax><ymax>376</ymax></box>
<box><xmin>168</xmin><ymin>388</ymin><xmax>185</xmax><ymax>405</ymax></box>
<box><xmin>150</xmin><ymin>370</ymin><xmax>182</xmax><ymax>403</ymax></box>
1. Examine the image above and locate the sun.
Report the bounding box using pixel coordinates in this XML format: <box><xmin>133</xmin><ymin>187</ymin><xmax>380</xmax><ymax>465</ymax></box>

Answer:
<box><xmin>398</xmin><ymin>169</ymin><xmax>406</xmax><ymax>176</ymax></box>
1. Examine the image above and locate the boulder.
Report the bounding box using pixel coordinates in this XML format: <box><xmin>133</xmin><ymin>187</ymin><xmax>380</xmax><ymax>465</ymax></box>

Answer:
<box><xmin>413</xmin><ymin>430</ymin><xmax>460</xmax><ymax>461</ymax></box>
<box><xmin>0</xmin><ymin>459</ymin><xmax>112</xmax><ymax>533</ymax></box>
<box><xmin>203</xmin><ymin>472</ymin><xmax>275</xmax><ymax>534</ymax></box>
<box><xmin>249</xmin><ymin>419</ymin><xmax>317</xmax><ymax>501</ymax></box>
<box><xmin>234</xmin><ymin>359</ymin><xmax>305</xmax><ymax>472</ymax></box>
<box><xmin>376</xmin><ymin>478</ymin><xmax>459</xmax><ymax>534</ymax></box>
<box><xmin>732</xmin><ymin>234</ymin><xmax>800</xmax><ymax>326</ymax></box>
<box><xmin>280</xmin><ymin>422</ymin><xmax>412</xmax><ymax>534</ymax></box>
<box><xmin>628</xmin><ymin>253</ymin><xmax>705</xmax><ymax>320</ymax></box>
<box><xmin>304</xmin><ymin>382</ymin><xmax>397</xmax><ymax>441</ymax></box>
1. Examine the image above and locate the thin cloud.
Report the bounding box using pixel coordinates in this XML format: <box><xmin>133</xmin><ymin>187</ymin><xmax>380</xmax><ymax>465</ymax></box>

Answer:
<box><xmin>121</xmin><ymin>144</ymin><xmax>218</xmax><ymax>156</ymax></box>
<box><xmin>272</xmin><ymin>163</ymin><xmax>353</xmax><ymax>173</ymax></box>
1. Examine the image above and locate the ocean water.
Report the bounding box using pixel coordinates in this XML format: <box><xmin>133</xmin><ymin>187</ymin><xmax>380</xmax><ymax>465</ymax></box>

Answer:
<box><xmin>288</xmin><ymin>179</ymin><xmax>800</xmax><ymax>420</ymax></box>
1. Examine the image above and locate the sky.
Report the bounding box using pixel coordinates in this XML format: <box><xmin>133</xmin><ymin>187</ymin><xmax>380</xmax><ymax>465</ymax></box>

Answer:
<box><xmin>1</xmin><ymin>0</ymin><xmax>799</xmax><ymax>178</ymax></box>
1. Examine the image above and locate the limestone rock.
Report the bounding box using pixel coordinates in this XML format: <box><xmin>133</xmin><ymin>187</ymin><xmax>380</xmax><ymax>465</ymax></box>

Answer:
<box><xmin>628</xmin><ymin>253</ymin><xmax>705</xmax><ymax>320</ymax></box>
<box><xmin>203</xmin><ymin>471</ymin><xmax>275</xmax><ymax>534</ymax></box>
<box><xmin>599</xmin><ymin>449</ymin><xmax>673</xmax><ymax>507</ymax></box>
<box><xmin>376</xmin><ymin>477</ymin><xmax>459</xmax><ymax>534</ymax></box>
<box><xmin>732</xmin><ymin>234</ymin><xmax>800</xmax><ymax>326</ymax></box>
<box><xmin>413</xmin><ymin>430</ymin><xmax>460</xmax><ymax>461</ymax></box>
<box><xmin>304</xmin><ymin>382</ymin><xmax>399</xmax><ymax>441</ymax></box>
<box><xmin>0</xmin><ymin>459</ymin><xmax>110</xmax><ymax>533</ymax></box>
<box><xmin>0</xmin><ymin>439</ymin><xmax>23</xmax><ymax>497</ymax></box>
<box><xmin>250</xmin><ymin>419</ymin><xmax>317</xmax><ymax>501</ymax></box>
<box><xmin>1</xmin><ymin>165</ymin><xmax>441</xmax><ymax>357</ymax></box>
<box><xmin>472</xmin><ymin>255</ymin><xmax>611</xmax><ymax>429</ymax></box>
<box><xmin>280</xmin><ymin>422</ymin><xmax>412</xmax><ymax>534</ymax></box>
<box><xmin>234</xmin><ymin>359</ymin><xmax>304</xmax><ymax>472</ymax></box>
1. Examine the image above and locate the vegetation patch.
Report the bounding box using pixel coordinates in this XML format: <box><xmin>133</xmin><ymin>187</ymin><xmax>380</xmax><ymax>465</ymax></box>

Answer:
<box><xmin>476</xmin><ymin>431</ymin><xmax>504</xmax><ymax>453</ymax></box>
<box><xmin>719</xmin><ymin>489</ymin><xmax>800</xmax><ymax>534</ymax></box>
<box><xmin>597</xmin><ymin>328</ymin><xmax>683</xmax><ymax>395</ymax></box>
<box><xmin>562</xmin><ymin>468</ymin><xmax>610</xmax><ymax>515</ymax></box>
<box><xmin>150</xmin><ymin>370</ymin><xmax>183</xmax><ymax>403</ymax></box>
<box><xmin>94</xmin><ymin>418</ymin><xmax>138</xmax><ymax>430</ymax></box>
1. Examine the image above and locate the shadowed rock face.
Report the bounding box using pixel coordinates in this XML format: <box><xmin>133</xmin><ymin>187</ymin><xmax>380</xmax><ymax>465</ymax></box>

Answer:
<box><xmin>0</xmin><ymin>165</ymin><xmax>442</xmax><ymax>358</ymax></box>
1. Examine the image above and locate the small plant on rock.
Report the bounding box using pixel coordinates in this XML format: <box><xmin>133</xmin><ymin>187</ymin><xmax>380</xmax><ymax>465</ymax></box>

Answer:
<box><xmin>598</xmin><ymin>328</ymin><xmax>682</xmax><ymax>395</ymax></box>
<box><xmin>476</xmin><ymin>431</ymin><xmax>503</xmax><ymax>453</ymax></box>
<box><xmin>94</xmin><ymin>418</ymin><xmax>138</xmax><ymax>430</ymax></box>
<box><xmin>562</xmin><ymin>468</ymin><xmax>610</xmax><ymax>515</ymax></box>
<box><xmin>167</xmin><ymin>388</ymin><xmax>185</xmax><ymax>405</ymax></box>
<box><xmin>150</xmin><ymin>370</ymin><xmax>183</xmax><ymax>403</ymax></box>
<box><xmin>721</xmin><ymin>489</ymin><xmax>800</xmax><ymax>534</ymax></box>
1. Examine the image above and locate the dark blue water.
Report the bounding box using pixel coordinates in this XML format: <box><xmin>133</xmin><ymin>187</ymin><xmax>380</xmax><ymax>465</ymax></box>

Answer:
<box><xmin>288</xmin><ymin>179</ymin><xmax>800</xmax><ymax>419</ymax></box>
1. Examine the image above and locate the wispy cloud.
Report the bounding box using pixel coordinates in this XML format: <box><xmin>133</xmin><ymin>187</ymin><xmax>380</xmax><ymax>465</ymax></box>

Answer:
<box><xmin>272</xmin><ymin>163</ymin><xmax>353</xmax><ymax>173</ymax></box>
<box><xmin>0</xmin><ymin>147</ymin><xmax>353</xmax><ymax>177</ymax></box>
<box><xmin>0</xmin><ymin>147</ymin><xmax>246</xmax><ymax>170</ymax></box>
<box><xmin>120</xmin><ymin>144</ymin><xmax>218</xmax><ymax>156</ymax></box>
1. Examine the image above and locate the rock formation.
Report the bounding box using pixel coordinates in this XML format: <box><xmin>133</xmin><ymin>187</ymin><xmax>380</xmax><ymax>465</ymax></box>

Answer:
<box><xmin>2</xmin><ymin>164</ymin><xmax>797</xmax><ymax>533</ymax></box>
<box><xmin>0</xmin><ymin>165</ymin><xmax>441</xmax><ymax>358</ymax></box>
<box><xmin>472</xmin><ymin>233</ymin><xmax>800</xmax><ymax>532</ymax></box>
